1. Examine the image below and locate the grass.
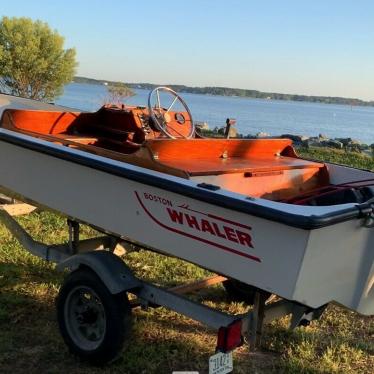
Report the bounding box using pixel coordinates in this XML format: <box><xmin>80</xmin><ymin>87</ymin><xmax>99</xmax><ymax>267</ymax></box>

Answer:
<box><xmin>0</xmin><ymin>148</ymin><xmax>373</xmax><ymax>373</ymax></box>
<box><xmin>297</xmin><ymin>146</ymin><xmax>374</xmax><ymax>170</ymax></box>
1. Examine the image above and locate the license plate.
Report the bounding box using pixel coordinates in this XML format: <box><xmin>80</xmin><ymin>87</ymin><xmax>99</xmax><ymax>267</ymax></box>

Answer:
<box><xmin>209</xmin><ymin>351</ymin><xmax>233</xmax><ymax>374</ymax></box>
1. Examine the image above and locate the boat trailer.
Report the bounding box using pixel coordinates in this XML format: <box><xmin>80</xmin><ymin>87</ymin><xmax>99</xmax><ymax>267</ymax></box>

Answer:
<box><xmin>0</xmin><ymin>200</ymin><xmax>326</xmax><ymax>370</ymax></box>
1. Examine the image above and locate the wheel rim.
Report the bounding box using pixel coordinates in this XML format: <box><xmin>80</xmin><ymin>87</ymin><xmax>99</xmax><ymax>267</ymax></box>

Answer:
<box><xmin>64</xmin><ymin>285</ymin><xmax>106</xmax><ymax>351</ymax></box>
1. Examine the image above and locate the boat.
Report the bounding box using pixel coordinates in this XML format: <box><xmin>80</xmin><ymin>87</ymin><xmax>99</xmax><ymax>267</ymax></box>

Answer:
<box><xmin>0</xmin><ymin>87</ymin><xmax>373</xmax><ymax>317</ymax></box>
<box><xmin>0</xmin><ymin>87</ymin><xmax>373</xmax><ymax>367</ymax></box>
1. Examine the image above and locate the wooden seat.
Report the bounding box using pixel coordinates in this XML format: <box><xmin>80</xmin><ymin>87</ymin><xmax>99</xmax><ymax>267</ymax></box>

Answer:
<box><xmin>159</xmin><ymin>156</ymin><xmax>324</xmax><ymax>176</ymax></box>
<box><xmin>146</xmin><ymin>138</ymin><xmax>324</xmax><ymax>176</ymax></box>
<box><xmin>145</xmin><ymin>138</ymin><xmax>327</xmax><ymax>200</ymax></box>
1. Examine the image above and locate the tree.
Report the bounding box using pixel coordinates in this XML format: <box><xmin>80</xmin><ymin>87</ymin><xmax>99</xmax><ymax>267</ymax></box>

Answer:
<box><xmin>0</xmin><ymin>16</ymin><xmax>77</xmax><ymax>101</ymax></box>
<box><xmin>106</xmin><ymin>82</ymin><xmax>134</xmax><ymax>105</ymax></box>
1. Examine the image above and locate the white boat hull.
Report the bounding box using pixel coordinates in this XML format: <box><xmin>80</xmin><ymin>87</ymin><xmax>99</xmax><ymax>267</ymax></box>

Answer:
<box><xmin>0</xmin><ymin>132</ymin><xmax>373</xmax><ymax>315</ymax></box>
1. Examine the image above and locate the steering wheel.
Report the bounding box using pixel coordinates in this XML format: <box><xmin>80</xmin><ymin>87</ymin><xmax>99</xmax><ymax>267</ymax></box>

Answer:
<box><xmin>147</xmin><ymin>86</ymin><xmax>195</xmax><ymax>139</ymax></box>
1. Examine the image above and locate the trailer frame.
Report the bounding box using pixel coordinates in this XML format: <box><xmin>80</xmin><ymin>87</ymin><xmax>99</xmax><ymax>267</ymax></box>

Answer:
<box><xmin>0</xmin><ymin>201</ymin><xmax>326</xmax><ymax>366</ymax></box>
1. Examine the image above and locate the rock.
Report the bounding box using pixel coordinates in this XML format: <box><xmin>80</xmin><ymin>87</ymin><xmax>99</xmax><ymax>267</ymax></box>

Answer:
<box><xmin>321</xmin><ymin>139</ymin><xmax>343</xmax><ymax>149</ymax></box>
<box><xmin>195</xmin><ymin>121</ymin><xmax>210</xmax><ymax>131</ymax></box>
<box><xmin>217</xmin><ymin>126</ymin><xmax>238</xmax><ymax>138</ymax></box>
<box><xmin>256</xmin><ymin>132</ymin><xmax>270</xmax><ymax>138</ymax></box>
<box><xmin>281</xmin><ymin>134</ymin><xmax>309</xmax><ymax>144</ymax></box>
<box><xmin>217</xmin><ymin>127</ymin><xmax>225</xmax><ymax>135</ymax></box>
<box><xmin>302</xmin><ymin>137</ymin><xmax>322</xmax><ymax>148</ymax></box>
<box><xmin>244</xmin><ymin>134</ymin><xmax>256</xmax><ymax>139</ymax></box>
<box><xmin>318</xmin><ymin>133</ymin><xmax>328</xmax><ymax>140</ymax></box>
<box><xmin>335</xmin><ymin>137</ymin><xmax>361</xmax><ymax>145</ymax></box>
<box><xmin>349</xmin><ymin>139</ymin><xmax>362</xmax><ymax>145</ymax></box>
<box><xmin>335</xmin><ymin>137</ymin><xmax>353</xmax><ymax>146</ymax></box>
<box><xmin>333</xmin><ymin>137</ymin><xmax>367</xmax><ymax>152</ymax></box>
<box><xmin>308</xmin><ymin>136</ymin><xmax>320</xmax><ymax>141</ymax></box>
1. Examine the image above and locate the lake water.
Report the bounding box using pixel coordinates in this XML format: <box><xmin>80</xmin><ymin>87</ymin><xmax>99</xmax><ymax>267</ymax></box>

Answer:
<box><xmin>56</xmin><ymin>82</ymin><xmax>374</xmax><ymax>145</ymax></box>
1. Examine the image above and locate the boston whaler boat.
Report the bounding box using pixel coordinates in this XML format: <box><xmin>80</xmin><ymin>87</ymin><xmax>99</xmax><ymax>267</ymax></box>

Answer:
<box><xmin>0</xmin><ymin>88</ymin><xmax>373</xmax><ymax>369</ymax></box>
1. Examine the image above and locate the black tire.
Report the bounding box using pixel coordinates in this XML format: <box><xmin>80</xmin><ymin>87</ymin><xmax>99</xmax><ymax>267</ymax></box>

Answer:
<box><xmin>223</xmin><ymin>279</ymin><xmax>271</xmax><ymax>305</ymax></box>
<box><xmin>56</xmin><ymin>268</ymin><xmax>132</xmax><ymax>365</ymax></box>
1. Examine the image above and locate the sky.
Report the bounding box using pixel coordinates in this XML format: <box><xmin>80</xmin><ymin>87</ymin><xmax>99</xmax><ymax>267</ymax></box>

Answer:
<box><xmin>1</xmin><ymin>0</ymin><xmax>374</xmax><ymax>100</ymax></box>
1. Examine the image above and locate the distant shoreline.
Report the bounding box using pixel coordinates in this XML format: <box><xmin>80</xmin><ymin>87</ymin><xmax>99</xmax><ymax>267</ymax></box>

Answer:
<box><xmin>73</xmin><ymin>76</ymin><xmax>374</xmax><ymax>107</ymax></box>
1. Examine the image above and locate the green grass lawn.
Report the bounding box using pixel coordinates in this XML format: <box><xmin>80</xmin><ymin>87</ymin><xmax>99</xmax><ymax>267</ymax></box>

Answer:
<box><xmin>297</xmin><ymin>147</ymin><xmax>374</xmax><ymax>170</ymax></box>
<box><xmin>0</xmin><ymin>147</ymin><xmax>373</xmax><ymax>373</ymax></box>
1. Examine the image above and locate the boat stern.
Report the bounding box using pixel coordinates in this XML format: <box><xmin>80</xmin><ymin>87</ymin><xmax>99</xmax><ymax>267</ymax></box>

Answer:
<box><xmin>292</xmin><ymin>218</ymin><xmax>374</xmax><ymax>316</ymax></box>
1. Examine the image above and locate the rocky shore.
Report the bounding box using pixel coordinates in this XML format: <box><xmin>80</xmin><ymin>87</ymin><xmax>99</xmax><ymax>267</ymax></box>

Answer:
<box><xmin>195</xmin><ymin>122</ymin><xmax>373</xmax><ymax>155</ymax></box>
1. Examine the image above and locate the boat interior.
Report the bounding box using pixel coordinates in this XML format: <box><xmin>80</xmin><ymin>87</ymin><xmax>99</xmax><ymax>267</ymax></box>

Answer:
<box><xmin>1</xmin><ymin>87</ymin><xmax>374</xmax><ymax>206</ymax></box>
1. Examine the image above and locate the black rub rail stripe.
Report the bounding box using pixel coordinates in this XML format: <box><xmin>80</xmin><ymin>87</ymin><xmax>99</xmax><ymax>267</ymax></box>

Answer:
<box><xmin>0</xmin><ymin>130</ymin><xmax>364</xmax><ymax>230</ymax></box>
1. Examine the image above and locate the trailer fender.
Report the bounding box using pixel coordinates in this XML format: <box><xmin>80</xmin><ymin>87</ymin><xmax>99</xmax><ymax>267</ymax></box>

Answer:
<box><xmin>57</xmin><ymin>251</ymin><xmax>141</xmax><ymax>294</ymax></box>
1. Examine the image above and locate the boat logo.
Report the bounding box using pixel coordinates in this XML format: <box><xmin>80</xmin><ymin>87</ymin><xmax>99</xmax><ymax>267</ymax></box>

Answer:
<box><xmin>135</xmin><ymin>191</ymin><xmax>260</xmax><ymax>263</ymax></box>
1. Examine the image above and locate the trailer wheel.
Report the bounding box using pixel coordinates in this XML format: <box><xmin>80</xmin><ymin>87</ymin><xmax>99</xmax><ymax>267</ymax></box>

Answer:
<box><xmin>56</xmin><ymin>268</ymin><xmax>132</xmax><ymax>365</ymax></box>
<box><xmin>223</xmin><ymin>279</ymin><xmax>270</xmax><ymax>304</ymax></box>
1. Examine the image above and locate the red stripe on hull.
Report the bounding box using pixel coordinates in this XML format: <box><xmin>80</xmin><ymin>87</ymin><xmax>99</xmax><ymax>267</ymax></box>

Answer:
<box><xmin>135</xmin><ymin>192</ymin><xmax>261</xmax><ymax>263</ymax></box>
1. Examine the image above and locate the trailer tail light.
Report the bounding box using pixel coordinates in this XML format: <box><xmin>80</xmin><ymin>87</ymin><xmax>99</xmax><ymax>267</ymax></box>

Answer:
<box><xmin>216</xmin><ymin>320</ymin><xmax>243</xmax><ymax>353</ymax></box>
